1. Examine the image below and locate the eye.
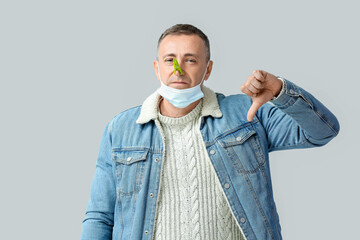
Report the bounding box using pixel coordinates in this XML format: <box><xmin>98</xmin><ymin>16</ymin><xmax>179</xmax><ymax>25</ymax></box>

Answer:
<box><xmin>186</xmin><ymin>59</ymin><xmax>196</xmax><ymax>63</ymax></box>
<box><xmin>164</xmin><ymin>58</ymin><xmax>173</xmax><ymax>62</ymax></box>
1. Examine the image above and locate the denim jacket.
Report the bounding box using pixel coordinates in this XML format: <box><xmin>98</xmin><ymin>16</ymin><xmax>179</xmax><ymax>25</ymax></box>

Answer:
<box><xmin>81</xmin><ymin>78</ymin><xmax>339</xmax><ymax>240</ymax></box>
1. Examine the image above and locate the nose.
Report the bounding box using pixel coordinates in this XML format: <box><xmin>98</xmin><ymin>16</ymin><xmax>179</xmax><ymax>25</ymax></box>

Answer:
<box><xmin>174</xmin><ymin>69</ymin><xmax>183</xmax><ymax>76</ymax></box>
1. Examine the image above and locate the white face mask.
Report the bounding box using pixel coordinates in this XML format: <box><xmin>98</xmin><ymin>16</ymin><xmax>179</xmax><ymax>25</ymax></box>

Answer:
<box><xmin>156</xmin><ymin>61</ymin><xmax>209</xmax><ymax>108</ymax></box>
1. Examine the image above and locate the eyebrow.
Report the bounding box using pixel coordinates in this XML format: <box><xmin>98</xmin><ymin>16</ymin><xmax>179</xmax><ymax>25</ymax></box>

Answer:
<box><xmin>162</xmin><ymin>53</ymin><xmax>200</xmax><ymax>59</ymax></box>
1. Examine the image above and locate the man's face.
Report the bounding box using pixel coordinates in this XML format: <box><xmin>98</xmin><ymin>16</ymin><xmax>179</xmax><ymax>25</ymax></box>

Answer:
<box><xmin>154</xmin><ymin>34</ymin><xmax>213</xmax><ymax>89</ymax></box>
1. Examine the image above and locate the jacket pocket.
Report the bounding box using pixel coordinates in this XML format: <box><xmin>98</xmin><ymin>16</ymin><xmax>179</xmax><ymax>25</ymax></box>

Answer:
<box><xmin>218</xmin><ymin>127</ymin><xmax>265</xmax><ymax>174</ymax></box>
<box><xmin>112</xmin><ymin>148</ymin><xmax>149</xmax><ymax>196</ymax></box>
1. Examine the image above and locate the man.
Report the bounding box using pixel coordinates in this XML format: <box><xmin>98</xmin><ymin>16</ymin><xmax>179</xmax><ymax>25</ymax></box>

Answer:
<box><xmin>81</xmin><ymin>24</ymin><xmax>339</xmax><ymax>240</ymax></box>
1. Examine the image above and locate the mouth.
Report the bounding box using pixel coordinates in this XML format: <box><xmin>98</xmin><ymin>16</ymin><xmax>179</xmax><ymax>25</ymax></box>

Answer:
<box><xmin>169</xmin><ymin>80</ymin><xmax>190</xmax><ymax>86</ymax></box>
<box><xmin>171</xmin><ymin>81</ymin><xmax>187</xmax><ymax>84</ymax></box>
<box><xmin>168</xmin><ymin>81</ymin><xmax>190</xmax><ymax>89</ymax></box>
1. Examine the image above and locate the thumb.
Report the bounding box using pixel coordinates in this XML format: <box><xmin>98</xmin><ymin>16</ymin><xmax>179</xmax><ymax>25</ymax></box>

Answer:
<box><xmin>247</xmin><ymin>100</ymin><xmax>262</xmax><ymax>122</ymax></box>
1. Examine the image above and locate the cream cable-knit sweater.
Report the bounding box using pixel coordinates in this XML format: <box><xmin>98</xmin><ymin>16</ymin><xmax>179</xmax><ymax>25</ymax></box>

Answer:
<box><xmin>154</xmin><ymin>100</ymin><xmax>246</xmax><ymax>240</ymax></box>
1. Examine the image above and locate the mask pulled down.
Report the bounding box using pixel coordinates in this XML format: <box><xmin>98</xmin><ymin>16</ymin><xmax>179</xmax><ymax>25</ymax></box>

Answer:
<box><xmin>156</xmin><ymin>60</ymin><xmax>209</xmax><ymax>108</ymax></box>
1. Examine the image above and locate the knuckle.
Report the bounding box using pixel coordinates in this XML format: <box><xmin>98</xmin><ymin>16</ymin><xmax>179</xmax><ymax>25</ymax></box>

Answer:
<box><xmin>252</xmin><ymin>81</ymin><xmax>259</xmax><ymax>87</ymax></box>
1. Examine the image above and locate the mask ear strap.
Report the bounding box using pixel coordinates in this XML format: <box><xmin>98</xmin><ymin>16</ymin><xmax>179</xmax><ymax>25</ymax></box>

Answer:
<box><xmin>200</xmin><ymin>61</ymin><xmax>210</xmax><ymax>85</ymax></box>
<box><xmin>157</xmin><ymin>61</ymin><xmax>162</xmax><ymax>82</ymax></box>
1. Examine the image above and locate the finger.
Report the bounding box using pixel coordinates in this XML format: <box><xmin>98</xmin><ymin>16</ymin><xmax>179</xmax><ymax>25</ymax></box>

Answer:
<box><xmin>243</xmin><ymin>75</ymin><xmax>263</xmax><ymax>96</ymax></box>
<box><xmin>247</xmin><ymin>75</ymin><xmax>264</xmax><ymax>90</ymax></box>
<box><xmin>241</xmin><ymin>85</ymin><xmax>257</xmax><ymax>97</ymax></box>
<box><xmin>247</xmin><ymin>101</ymin><xmax>263</xmax><ymax>122</ymax></box>
<box><xmin>250</xmin><ymin>77</ymin><xmax>264</xmax><ymax>89</ymax></box>
<box><xmin>253</xmin><ymin>70</ymin><xmax>267</xmax><ymax>82</ymax></box>
<box><xmin>241</xmin><ymin>84</ymin><xmax>254</xmax><ymax>96</ymax></box>
<box><xmin>243</xmin><ymin>75</ymin><xmax>264</xmax><ymax>92</ymax></box>
<box><xmin>241</xmin><ymin>84</ymin><xmax>258</xmax><ymax>97</ymax></box>
<box><xmin>247</xmin><ymin>83</ymin><xmax>261</xmax><ymax>94</ymax></box>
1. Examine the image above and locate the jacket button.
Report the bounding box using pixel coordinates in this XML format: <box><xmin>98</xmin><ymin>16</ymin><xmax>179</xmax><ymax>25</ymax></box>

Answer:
<box><xmin>209</xmin><ymin>149</ymin><xmax>216</xmax><ymax>155</ymax></box>
<box><xmin>145</xmin><ymin>230</ymin><xmax>149</xmax><ymax>235</ymax></box>
<box><xmin>224</xmin><ymin>183</ymin><xmax>230</xmax><ymax>189</ymax></box>
<box><xmin>289</xmin><ymin>89</ymin><xmax>294</xmax><ymax>94</ymax></box>
<box><xmin>154</xmin><ymin>158</ymin><xmax>159</xmax><ymax>162</ymax></box>
<box><xmin>240</xmin><ymin>217</ymin><xmax>246</xmax><ymax>223</ymax></box>
<box><xmin>236</xmin><ymin>136</ymin><xmax>242</xmax><ymax>141</ymax></box>
<box><xmin>127</xmin><ymin>157</ymin><xmax>132</xmax><ymax>162</ymax></box>
<box><xmin>149</xmin><ymin>193</ymin><xmax>154</xmax><ymax>197</ymax></box>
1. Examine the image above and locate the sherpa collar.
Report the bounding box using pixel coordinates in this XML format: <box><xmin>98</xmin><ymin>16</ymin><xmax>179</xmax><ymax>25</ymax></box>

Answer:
<box><xmin>136</xmin><ymin>85</ymin><xmax>223</xmax><ymax>124</ymax></box>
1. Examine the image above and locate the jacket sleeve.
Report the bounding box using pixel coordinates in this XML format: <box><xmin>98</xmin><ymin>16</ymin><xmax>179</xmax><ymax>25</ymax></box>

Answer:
<box><xmin>81</xmin><ymin>121</ymin><xmax>115</xmax><ymax>240</ymax></box>
<box><xmin>256</xmin><ymin>78</ymin><xmax>340</xmax><ymax>152</ymax></box>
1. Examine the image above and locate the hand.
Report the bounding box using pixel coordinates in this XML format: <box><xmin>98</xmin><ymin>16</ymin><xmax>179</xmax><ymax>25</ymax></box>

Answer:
<box><xmin>241</xmin><ymin>70</ymin><xmax>283</xmax><ymax>122</ymax></box>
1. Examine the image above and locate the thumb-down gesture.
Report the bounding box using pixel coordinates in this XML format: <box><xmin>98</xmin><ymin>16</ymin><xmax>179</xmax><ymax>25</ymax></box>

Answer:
<box><xmin>241</xmin><ymin>70</ymin><xmax>283</xmax><ymax>122</ymax></box>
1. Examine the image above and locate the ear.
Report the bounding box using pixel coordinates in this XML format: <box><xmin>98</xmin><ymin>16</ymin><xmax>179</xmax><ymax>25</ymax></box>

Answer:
<box><xmin>154</xmin><ymin>60</ymin><xmax>160</xmax><ymax>81</ymax></box>
<box><xmin>204</xmin><ymin>60</ymin><xmax>213</xmax><ymax>81</ymax></box>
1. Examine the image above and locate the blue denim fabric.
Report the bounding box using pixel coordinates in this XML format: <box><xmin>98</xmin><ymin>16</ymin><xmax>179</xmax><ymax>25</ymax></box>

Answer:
<box><xmin>81</xmin><ymin>79</ymin><xmax>339</xmax><ymax>240</ymax></box>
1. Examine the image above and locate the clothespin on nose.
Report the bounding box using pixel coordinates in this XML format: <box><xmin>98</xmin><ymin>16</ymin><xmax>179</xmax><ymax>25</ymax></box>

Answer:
<box><xmin>173</xmin><ymin>58</ymin><xmax>183</xmax><ymax>75</ymax></box>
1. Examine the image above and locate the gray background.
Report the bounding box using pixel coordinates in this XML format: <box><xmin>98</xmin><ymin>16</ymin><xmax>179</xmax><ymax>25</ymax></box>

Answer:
<box><xmin>1</xmin><ymin>0</ymin><xmax>358</xmax><ymax>239</ymax></box>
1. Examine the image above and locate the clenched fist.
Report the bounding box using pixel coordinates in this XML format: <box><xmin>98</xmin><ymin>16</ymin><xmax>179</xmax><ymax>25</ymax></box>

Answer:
<box><xmin>241</xmin><ymin>70</ymin><xmax>283</xmax><ymax>122</ymax></box>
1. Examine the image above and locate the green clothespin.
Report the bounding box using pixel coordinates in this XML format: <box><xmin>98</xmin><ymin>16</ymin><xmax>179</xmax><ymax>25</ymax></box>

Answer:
<box><xmin>173</xmin><ymin>58</ymin><xmax>183</xmax><ymax>75</ymax></box>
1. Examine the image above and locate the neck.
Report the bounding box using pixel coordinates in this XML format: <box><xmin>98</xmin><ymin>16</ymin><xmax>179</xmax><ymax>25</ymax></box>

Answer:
<box><xmin>159</xmin><ymin>98</ymin><xmax>201</xmax><ymax>118</ymax></box>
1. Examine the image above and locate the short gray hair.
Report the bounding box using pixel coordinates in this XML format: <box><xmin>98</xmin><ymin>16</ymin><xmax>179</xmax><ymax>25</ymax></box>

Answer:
<box><xmin>157</xmin><ymin>24</ymin><xmax>210</xmax><ymax>61</ymax></box>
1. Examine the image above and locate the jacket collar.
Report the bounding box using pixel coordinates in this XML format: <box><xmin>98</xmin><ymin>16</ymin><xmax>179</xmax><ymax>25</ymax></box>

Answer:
<box><xmin>136</xmin><ymin>85</ymin><xmax>223</xmax><ymax>124</ymax></box>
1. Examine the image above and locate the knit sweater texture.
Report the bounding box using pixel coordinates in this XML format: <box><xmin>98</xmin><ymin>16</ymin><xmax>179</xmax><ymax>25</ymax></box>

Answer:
<box><xmin>154</xmin><ymin>100</ymin><xmax>246</xmax><ymax>240</ymax></box>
